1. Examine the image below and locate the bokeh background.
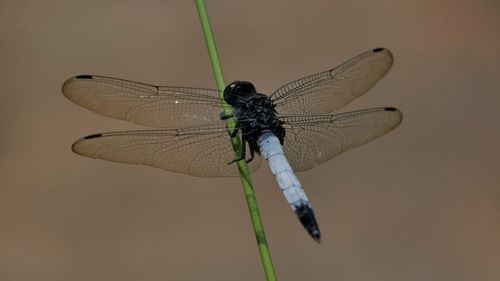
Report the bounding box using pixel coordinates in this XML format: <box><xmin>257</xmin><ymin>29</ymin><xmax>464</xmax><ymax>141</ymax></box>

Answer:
<box><xmin>1</xmin><ymin>0</ymin><xmax>499</xmax><ymax>280</ymax></box>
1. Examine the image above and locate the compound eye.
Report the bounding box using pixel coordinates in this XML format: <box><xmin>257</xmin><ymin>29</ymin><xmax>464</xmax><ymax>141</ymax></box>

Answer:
<box><xmin>236</xmin><ymin>82</ymin><xmax>256</xmax><ymax>95</ymax></box>
<box><xmin>223</xmin><ymin>82</ymin><xmax>240</xmax><ymax>105</ymax></box>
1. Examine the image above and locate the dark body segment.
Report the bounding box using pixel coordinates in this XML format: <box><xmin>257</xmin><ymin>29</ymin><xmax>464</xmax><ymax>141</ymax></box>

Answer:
<box><xmin>223</xmin><ymin>81</ymin><xmax>285</xmax><ymax>162</ymax></box>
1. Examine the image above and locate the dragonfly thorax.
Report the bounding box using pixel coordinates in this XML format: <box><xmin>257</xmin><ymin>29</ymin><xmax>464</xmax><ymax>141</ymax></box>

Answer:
<box><xmin>234</xmin><ymin>94</ymin><xmax>278</xmax><ymax>130</ymax></box>
<box><xmin>224</xmin><ymin>81</ymin><xmax>285</xmax><ymax>152</ymax></box>
<box><xmin>225</xmin><ymin>82</ymin><xmax>279</xmax><ymax>129</ymax></box>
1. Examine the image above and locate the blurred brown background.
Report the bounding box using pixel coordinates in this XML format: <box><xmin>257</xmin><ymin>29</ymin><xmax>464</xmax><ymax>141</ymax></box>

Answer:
<box><xmin>1</xmin><ymin>0</ymin><xmax>499</xmax><ymax>280</ymax></box>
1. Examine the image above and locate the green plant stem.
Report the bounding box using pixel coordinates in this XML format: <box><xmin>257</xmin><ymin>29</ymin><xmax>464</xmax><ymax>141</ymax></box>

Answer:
<box><xmin>194</xmin><ymin>1</ymin><xmax>278</xmax><ymax>281</ymax></box>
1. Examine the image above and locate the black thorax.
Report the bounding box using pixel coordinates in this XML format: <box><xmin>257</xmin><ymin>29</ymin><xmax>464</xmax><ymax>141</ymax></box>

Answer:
<box><xmin>222</xmin><ymin>81</ymin><xmax>285</xmax><ymax>162</ymax></box>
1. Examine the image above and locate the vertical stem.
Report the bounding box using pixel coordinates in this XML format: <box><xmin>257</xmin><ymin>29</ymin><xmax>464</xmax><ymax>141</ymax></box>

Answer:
<box><xmin>194</xmin><ymin>1</ymin><xmax>278</xmax><ymax>281</ymax></box>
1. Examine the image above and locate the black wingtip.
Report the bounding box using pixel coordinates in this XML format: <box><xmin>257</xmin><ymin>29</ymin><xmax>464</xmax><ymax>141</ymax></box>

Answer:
<box><xmin>84</xmin><ymin>133</ymin><xmax>102</xmax><ymax>139</ymax></box>
<box><xmin>384</xmin><ymin>107</ymin><xmax>397</xmax><ymax>111</ymax></box>
<box><xmin>373</xmin><ymin>47</ymin><xmax>385</xmax><ymax>53</ymax></box>
<box><xmin>294</xmin><ymin>203</ymin><xmax>321</xmax><ymax>243</ymax></box>
<box><xmin>75</xmin><ymin>75</ymin><xmax>93</xmax><ymax>79</ymax></box>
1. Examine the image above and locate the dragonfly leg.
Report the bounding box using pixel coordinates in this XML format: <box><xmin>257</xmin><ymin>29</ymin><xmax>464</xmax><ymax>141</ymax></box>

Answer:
<box><xmin>230</xmin><ymin>128</ymin><xmax>239</xmax><ymax>138</ymax></box>
<box><xmin>219</xmin><ymin>112</ymin><xmax>233</xmax><ymax>120</ymax></box>
<box><xmin>240</xmin><ymin>137</ymin><xmax>247</xmax><ymax>161</ymax></box>
<box><xmin>246</xmin><ymin>148</ymin><xmax>255</xmax><ymax>163</ymax></box>
<box><xmin>275</xmin><ymin>125</ymin><xmax>286</xmax><ymax>145</ymax></box>
<box><xmin>227</xmin><ymin>136</ymin><xmax>246</xmax><ymax>164</ymax></box>
<box><xmin>229</xmin><ymin>120</ymin><xmax>240</xmax><ymax>138</ymax></box>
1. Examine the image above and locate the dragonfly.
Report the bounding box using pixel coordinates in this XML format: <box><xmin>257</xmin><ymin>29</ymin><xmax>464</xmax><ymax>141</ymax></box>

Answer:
<box><xmin>62</xmin><ymin>47</ymin><xmax>402</xmax><ymax>242</ymax></box>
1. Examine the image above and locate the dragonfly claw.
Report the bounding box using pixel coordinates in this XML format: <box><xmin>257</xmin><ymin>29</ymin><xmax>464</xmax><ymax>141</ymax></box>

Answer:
<box><xmin>227</xmin><ymin>157</ymin><xmax>243</xmax><ymax>165</ymax></box>
<box><xmin>246</xmin><ymin>155</ymin><xmax>254</xmax><ymax>163</ymax></box>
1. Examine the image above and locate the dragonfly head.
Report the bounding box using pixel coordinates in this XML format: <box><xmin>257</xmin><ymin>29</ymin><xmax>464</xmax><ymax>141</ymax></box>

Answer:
<box><xmin>223</xmin><ymin>81</ymin><xmax>256</xmax><ymax>105</ymax></box>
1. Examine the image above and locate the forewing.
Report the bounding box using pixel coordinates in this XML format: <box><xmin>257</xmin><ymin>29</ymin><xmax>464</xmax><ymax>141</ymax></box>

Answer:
<box><xmin>62</xmin><ymin>75</ymin><xmax>224</xmax><ymax>128</ymax></box>
<box><xmin>280</xmin><ymin>107</ymin><xmax>402</xmax><ymax>172</ymax></box>
<box><xmin>72</xmin><ymin>127</ymin><xmax>261</xmax><ymax>177</ymax></box>
<box><xmin>271</xmin><ymin>48</ymin><xmax>393</xmax><ymax>115</ymax></box>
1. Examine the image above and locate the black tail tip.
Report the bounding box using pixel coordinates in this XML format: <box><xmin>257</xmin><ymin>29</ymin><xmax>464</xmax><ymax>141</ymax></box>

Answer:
<box><xmin>294</xmin><ymin>203</ymin><xmax>322</xmax><ymax>242</ymax></box>
<box><xmin>311</xmin><ymin>230</ymin><xmax>321</xmax><ymax>243</ymax></box>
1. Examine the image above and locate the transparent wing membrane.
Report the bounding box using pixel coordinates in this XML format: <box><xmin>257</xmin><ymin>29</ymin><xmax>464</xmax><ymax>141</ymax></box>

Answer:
<box><xmin>62</xmin><ymin>75</ymin><xmax>224</xmax><ymax>128</ymax></box>
<box><xmin>279</xmin><ymin>107</ymin><xmax>402</xmax><ymax>172</ymax></box>
<box><xmin>72</xmin><ymin>127</ymin><xmax>261</xmax><ymax>177</ymax></box>
<box><xmin>271</xmin><ymin>48</ymin><xmax>393</xmax><ymax>115</ymax></box>
<box><xmin>64</xmin><ymin>48</ymin><xmax>401</xmax><ymax>178</ymax></box>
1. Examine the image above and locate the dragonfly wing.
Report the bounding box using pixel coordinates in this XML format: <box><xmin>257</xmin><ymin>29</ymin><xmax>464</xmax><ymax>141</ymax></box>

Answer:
<box><xmin>271</xmin><ymin>48</ymin><xmax>393</xmax><ymax>115</ymax></box>
<box><xmin>62</xmin><ymin>75</ymin><xmax>224</xmax><ymax>128</ymax></box>
<box><xmin>279</xmin><ymin>107</ymin><xmax>402</xmax><ymax>172</ymax></box>
<box><xmin>72</xmin><ymin>127</ymin><xmax>261</xmax><ymax>177</ymax></box>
